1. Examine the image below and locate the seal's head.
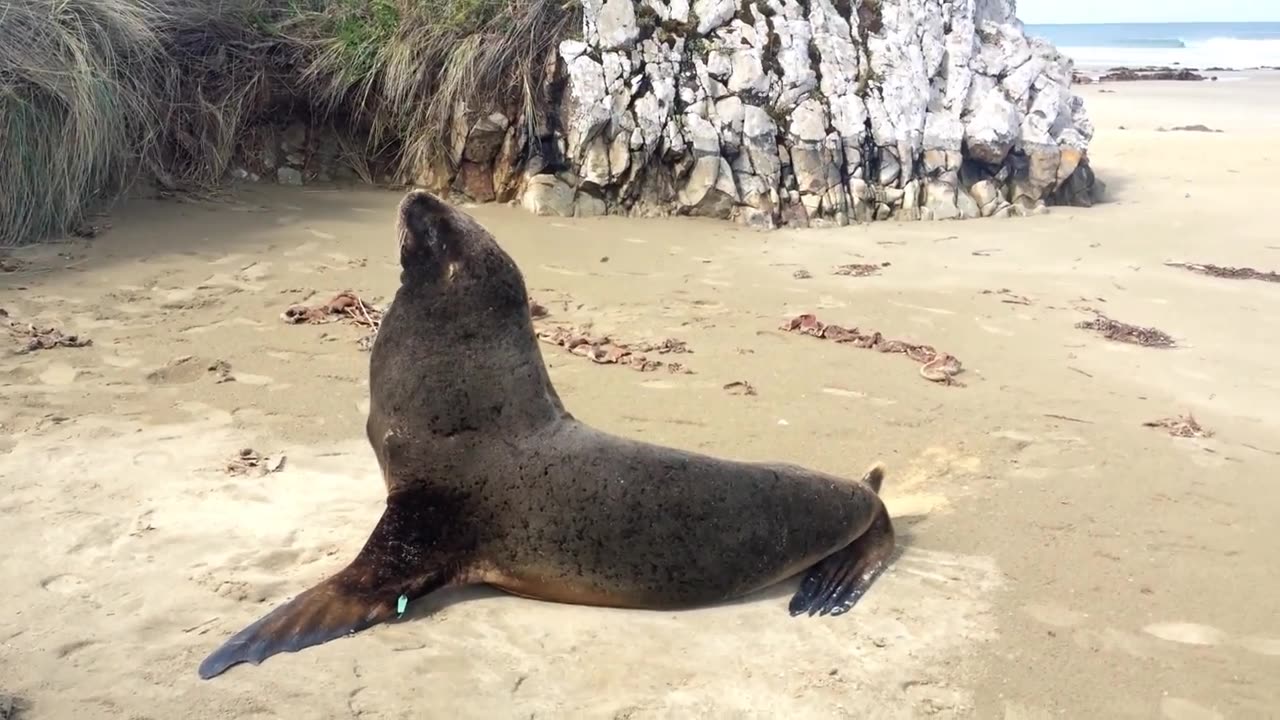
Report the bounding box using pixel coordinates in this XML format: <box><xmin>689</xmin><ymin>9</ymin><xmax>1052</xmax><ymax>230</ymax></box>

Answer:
<box><xmin>368</xmin><ymin>190</ymin><xmax>565</xmax><ymax>447</ymax></box>
<box><xmin>395</xmin><ymin>189</ymin><xmax>527</xmax><ymax>315</ymax></box>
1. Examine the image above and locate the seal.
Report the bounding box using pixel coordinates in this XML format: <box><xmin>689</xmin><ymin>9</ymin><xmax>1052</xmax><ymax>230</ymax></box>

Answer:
<box><xmin>197</xmin><ymin>190</ymin><xmax>896</xmax><ymax>680</ymax></box>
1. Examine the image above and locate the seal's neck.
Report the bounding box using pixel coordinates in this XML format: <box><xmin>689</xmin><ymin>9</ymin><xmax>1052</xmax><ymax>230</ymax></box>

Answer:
<box><xmin>369</xmin><ymin>288</ymin><xmax>569</xmax><ymax>443</ymax></box>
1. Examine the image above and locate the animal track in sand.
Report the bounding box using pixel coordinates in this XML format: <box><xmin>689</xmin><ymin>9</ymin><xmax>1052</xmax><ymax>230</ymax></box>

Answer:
<box><xmin>977</xmin><ymin>321</ymin><xmax>1016</xmax><ymax>337</ymax></box>
<box><xmin>1022</xmin><ymin>600</ymin><xmax>1279</xmax><ymax>663</ymax></box>
<box><xmin>99</xmin><ymin>354</ymin><xmax>142</xmax><ymax>368</ymax></box>
<box><xmin>820</xmin><ymin>386</ymin><xmax>898</xmax><ymax>406</ymax></box>
<box><xmin>38</xmin><ymin>363</ymin><xmax>79</xmax><ymax>386</ymax></box>
<box><xmin>251</xmin><ymin>547</ymin><xmax>307</xmax><ymax>573</ymax></box>
<box><xmin>1236</xmin><ymin>636</ymin><xmax>1280</xmax><ymax>656</ymax></box>
<box><xmin>55</xmin><ymin>639</ymin><xmax>99</xmax><ymax>659</ymax></box>
<box><xmin>235</xmin><ymin>261</ymin><xmax>272</xmax><ymax>283</ymax></box>
<box><xmin>1143</xmin><ymin>621</ymin><xmax>1227</xmax><ymax>646</ymax></box>
<box><xmin>539</xmin><ymin>264</ymin><xmax>586</xmax><ymax>277</ymax></box>
<box><xmin>878</xmin><ymin>446</ymin><xmax>983</xmax><ymax>519</ymax></box>
<box><xmin>41</xmin><ymin>573</ymin><xmax>87</xmax><ymax>594</ymax></box>
<box><xmin>1022</xmin><ymin>603</ymin><xmax>1090</xmax><ymax>628</ymax></box>
<box><xmin>284</xmin><ymin>241</ymin><xmax>320</xmax><ymax>257</ymax></box>
<box><xmin>180</xmin><ymin>316</ymin><xmax>264</xmax><ymax>336</ymax></box>
<box><xmin>889</xmin><ymin>300</ymin><xmax>957</xmax><ymax>316</ymax></box>
<box><xmin>1160</xmin><ymin>697</ymin><xmax>1225</xmax><ymax>720</ymax></box>
<box><xmin>145</xmin><ymin>356</ymin><xmax>208</xmax><ymax>385</ymax></box>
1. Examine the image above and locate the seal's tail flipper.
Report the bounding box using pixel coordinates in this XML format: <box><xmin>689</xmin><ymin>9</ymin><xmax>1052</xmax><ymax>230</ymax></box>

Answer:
<box><xmin>862</xmin><ymin>462</ymin><xmax>885</xmax><ymax>494</ymax></box>
<box><xmin>787</xmin><ymin>503</ymin><xmax>895</xmax><ymax>618</ymax></box>
<box><xmin>197</xmin><ymin>489</ymin><xmax>459</xmax><ymax>679</ymax></box>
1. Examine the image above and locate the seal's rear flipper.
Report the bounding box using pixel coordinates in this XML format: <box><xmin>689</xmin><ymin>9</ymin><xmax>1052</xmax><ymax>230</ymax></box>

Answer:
<box><xmin>862</xmin><ymin>462</ymin><xmax>885</xmax><ymax>494</ymax></box>
<box><xmin>197</xmin><ymin>489</ymin><xmax>460</xmax><ymax>679</ymax></box>
<box><xmin>787</xmin><ymin>503</ymin><xmax>895</xmax><ymax>618</ymax></box>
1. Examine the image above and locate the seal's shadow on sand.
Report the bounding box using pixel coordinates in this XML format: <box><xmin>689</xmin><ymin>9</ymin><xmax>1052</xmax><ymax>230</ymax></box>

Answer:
<box><xmin>396</xmin><ymin>512</ymin><xmax>921</xmax><ymax>621</ymax></box>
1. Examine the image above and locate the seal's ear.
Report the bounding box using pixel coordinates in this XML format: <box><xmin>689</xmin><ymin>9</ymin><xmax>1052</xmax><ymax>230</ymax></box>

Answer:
<box><xmin>397</xmin><ymin>190</ymin><xmax>454</xmax><ymax>268</ymax></box>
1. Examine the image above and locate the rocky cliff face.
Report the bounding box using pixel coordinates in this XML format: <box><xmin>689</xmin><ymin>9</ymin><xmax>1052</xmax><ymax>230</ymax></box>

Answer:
<box><xmin>514</xmin><ymin>0</ymin><xmax>1098</xmax><ymax>227</ymax></box>
<box><xmin>233</xmin><ymin>0</ymin><xmax>1099</xmax><ymax>229</ymax></box>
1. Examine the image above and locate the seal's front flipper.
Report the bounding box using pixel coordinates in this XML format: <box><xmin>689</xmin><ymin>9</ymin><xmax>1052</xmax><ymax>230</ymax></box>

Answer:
<box><xmin>197</xmin><ymin>488</ymin><xmax>464</xmax><ymax>679</ymax></box>
<box><xmin>788</xmin><ymin>503</ymin><xmax>895</xmax><ymax>618</ymax></box>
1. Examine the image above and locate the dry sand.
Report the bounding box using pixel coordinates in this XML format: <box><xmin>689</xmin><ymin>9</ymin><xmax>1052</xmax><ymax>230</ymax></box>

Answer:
<box><xmin>3</xmin><ymin>74</ymin><xmax>1280</xmax><ymax>719</ymax></box>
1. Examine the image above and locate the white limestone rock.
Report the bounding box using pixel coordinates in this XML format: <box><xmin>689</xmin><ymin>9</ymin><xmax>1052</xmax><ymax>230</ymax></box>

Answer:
<box><xmin>529</xmin><ymin>0</ymin><xmax>1099</xmax><ymax>226</ymax></box>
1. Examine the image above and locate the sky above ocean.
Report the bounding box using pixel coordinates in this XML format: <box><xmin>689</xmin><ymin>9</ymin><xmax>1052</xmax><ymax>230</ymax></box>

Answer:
<box><xmin>1016</xmin><ymin>0</ymin><xmax>1276</xmax><ymax>25</ymax></box>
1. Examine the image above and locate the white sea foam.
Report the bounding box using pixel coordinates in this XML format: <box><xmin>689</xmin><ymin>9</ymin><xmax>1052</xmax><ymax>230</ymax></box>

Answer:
<box><xmin>1061</xmin><ymin>38</ymin><xmax>1280</xmax><ymax>71</ymax></box>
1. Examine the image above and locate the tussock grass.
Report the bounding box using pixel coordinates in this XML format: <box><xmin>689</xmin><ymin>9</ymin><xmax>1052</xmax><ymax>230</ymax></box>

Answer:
<box><xmin>0</xmin><ymin>0</ymin><xmax>578</xmax><ymax>246</ymax></box>
<box><xmin>271</xmin><ymin>0</ymin><xmax>575</xmax><ymax>180</ymax></box>
<box><xmin>0</xmin><ymin>0</ymin><xmax>163</xmax><ymax>246</ymax></box>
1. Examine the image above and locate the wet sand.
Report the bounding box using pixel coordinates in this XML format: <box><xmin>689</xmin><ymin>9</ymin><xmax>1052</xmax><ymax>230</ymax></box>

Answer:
<box><xmin>2</xmin><ymin>74</ymin><xmax>1279</xmax><ymax>719</ymax></box>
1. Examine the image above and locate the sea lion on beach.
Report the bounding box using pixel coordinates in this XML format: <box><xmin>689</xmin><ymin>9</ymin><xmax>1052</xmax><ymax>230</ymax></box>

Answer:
<box><xmin>197</xmin><ymin>190</ymin><xmax>896</xmax><ymax>680</ymax></box>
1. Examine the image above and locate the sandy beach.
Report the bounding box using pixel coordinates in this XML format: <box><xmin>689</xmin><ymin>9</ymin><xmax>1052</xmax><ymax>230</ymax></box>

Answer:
<box><xmin>2</xmin><ymin>73</ymin><xmax>1279</xmax><ymax>719</ymax></box>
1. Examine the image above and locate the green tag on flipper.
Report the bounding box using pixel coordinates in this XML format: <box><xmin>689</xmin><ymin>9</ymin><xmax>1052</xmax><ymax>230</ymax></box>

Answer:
<box><xmin>396</xmin><ymin>594</ymin><xmax>408</xmax><ymax>618</ymax></box>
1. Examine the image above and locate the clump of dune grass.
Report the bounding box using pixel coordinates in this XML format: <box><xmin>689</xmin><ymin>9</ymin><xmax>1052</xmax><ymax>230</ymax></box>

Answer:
<box><xmin>269</xmin><ymin>0</ymin><xmax>577</xmax><ymax>180</ymax></box>
<box><xmin>0</xmin><ymin>0</ymin><xmax>579</xmax><ymax>247</ymax></box>
<box><xmin>0</xmin><ymin>0</ymin><xmax>275</xmax><ymax>245</ymax></box>
<box><xmin>0</xmin><ymin>0</ymin><xmax>164</xmax><ymax>246</ymax></box>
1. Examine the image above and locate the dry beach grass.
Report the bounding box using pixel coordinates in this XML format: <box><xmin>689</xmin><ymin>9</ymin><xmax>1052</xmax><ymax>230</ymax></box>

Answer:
<box><xmin>0</xmin><ymin>0</ymin><xmax>574</xmax><ymax>246</ymax></box>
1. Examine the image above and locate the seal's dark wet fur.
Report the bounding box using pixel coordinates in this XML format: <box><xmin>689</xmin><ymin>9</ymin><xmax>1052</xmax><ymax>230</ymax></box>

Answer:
<box><xmin>198</xmin><ymin>190</ymin><xmax>895</xmax><ymax>680</ymax></box>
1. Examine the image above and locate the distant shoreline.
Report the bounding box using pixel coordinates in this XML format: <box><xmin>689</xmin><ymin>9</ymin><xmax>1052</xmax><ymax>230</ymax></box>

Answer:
<box><xmin>1025</xmin><ymin>20</ymin><xmax>1280</xmax><ymax>70</ymax></box>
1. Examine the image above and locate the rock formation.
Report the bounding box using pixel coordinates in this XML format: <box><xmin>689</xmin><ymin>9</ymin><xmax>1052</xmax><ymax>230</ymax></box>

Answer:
<box><xmin>525</xmin><ymin>0</ymin><xmax>1100</xmax><ymax>226</ymax></box>
<box><xmin>234</xmin><ymin>0</ymin><xmax>1102</xmax><ymax>227</ymax></box>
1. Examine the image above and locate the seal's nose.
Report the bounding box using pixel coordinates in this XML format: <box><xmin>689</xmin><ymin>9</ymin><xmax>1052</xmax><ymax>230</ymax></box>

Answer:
<box><xmin>397</xmin><ymin>189</ymin><xmax>453</xmax><ymax>269</ymax></box>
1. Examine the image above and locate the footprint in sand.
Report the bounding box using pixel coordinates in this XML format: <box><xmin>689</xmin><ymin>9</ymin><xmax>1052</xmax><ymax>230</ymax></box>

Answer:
<box><xmin>145</xmin><ymin>356</ymin><xmax>208</xmax><ymax>385</ymax></box>
<box><xmin>236</xmin><ymin>262</ymin><xmax>272</xmax><ymax>283</ymax></box>
<box><xmin>1236</xmin><ymin>635</ymin><xmax>1280</xmax><ymax>656</ymax></box>
<box><xmin>889</xmin><ymin>300</ymin><xmax>956</xmax><ymax>316</ymax></box>
<box><xmin>181</xmin><ymin>317</ymin><xmax>264</xmax><ymax>336</ymax></box>
<box><xmin>173</xmin><ymin>401</ymin><xmax>234</xmax><ymax>425</ymax></box>
<box><xmin>1173</xmin><ymin>367</ymin><xmax>1213</xmax><ymax>382</ymax></box>
<box><xmin>820</xmin><ymin>386</ymin><xmax>898</xmax><ymax>407</ymax></box>
<box><xmin>39</xmin><ymin>363</ymin><xmax>79</xmax><ymax>386</ymax></box>
<box><xmin>540</xmin><ymin>264</ymin><xmax>586</xmax><ymax>276</ymax></box>
<box><xmin>1022</xmin><ymin>603</ymin><xmax>1089</xmax><ymax>628</ymax></box>
<box><xmin>284</xmin><ymin>241</ymin><xmax>320</xmax><ymax>257</ymax></box>
<box><xmin>197</xmin><ymin>272</ymin><xmax>260</xmax><ymax>293</ymax></box>
<box><xmin>1021</xmin><ymin>601</ymin><xmax>1157</xmax><ymax>659</ymax></box>
<box><xmin>1143</xmin><ymin>621</ymin><xmax>1228</xmax><ymax>646</ymax></box>
<box><xmin>1161</xmin><ymin>697</ymin><xmax>1224</xmax><ymax>720</ymax></box>
<box><xmin>883</xmin><ymin>491</ymin><xmax>949</xmax><ymax>518</ymax></box>
<box><xmin>252</xmin><ymin>547</ymin><xmax>306</xmax><ymax>573</ymax></box>
<box><xmin>161</xmin><ymin>287</ymin><xmax>200</xmax><ymax>305</ymax></box>
<box><xmin>880</xmin><ymin>447</ymin><xmax>983</xmax><ymax>518</ymax></box>
<box><xmin>132</xmin><ymin>449</ymin><xmax>178</xmax><ymax>467</ymax></box>
<box><xmin>977</xmin><ymin>322</ymin><xmax>1015</xmax><ymax>337</ymax></box>
<box><xmin>41</xmin><ymin>573</ymin><xmax>87</xmax><ymax>594</ymax></box>
<box><xmin>54</xmin><ymin>639</ymin><xmax>99</xmax><ymax>659</ymax></box>
<box><xmin>230</xmin><ymin>372</ymin><xmax>275</xmax><ymax>387</ymax></box>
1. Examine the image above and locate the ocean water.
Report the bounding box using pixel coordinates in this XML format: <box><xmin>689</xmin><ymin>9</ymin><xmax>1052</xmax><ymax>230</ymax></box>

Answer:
<box><xmin>1024</xmin><ymin>22</ymin><xmax>1280</xmax><ymax>70</ymax></box>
